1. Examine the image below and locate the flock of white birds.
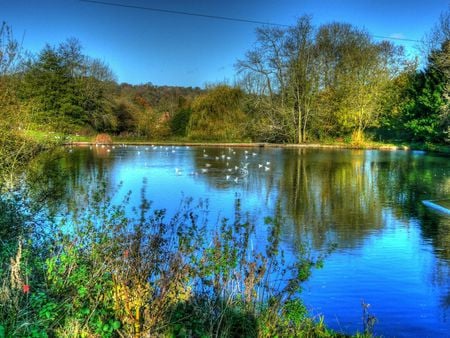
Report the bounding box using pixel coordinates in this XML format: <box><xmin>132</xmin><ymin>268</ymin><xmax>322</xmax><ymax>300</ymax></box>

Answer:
<box><xmin>78</xmin><ymin>144</ymin><xmax>274</xmax><ymax>184</ymax></box>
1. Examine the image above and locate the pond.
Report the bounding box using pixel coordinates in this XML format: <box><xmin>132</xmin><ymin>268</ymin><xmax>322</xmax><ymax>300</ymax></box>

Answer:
<box><xmin>34</xmin><ymin>145</ymin><xmax>450</xmax><ymax>337</ymax></box>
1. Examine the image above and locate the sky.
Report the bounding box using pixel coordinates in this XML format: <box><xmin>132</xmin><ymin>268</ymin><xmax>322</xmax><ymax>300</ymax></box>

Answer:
<box><xmin>2</xmin><ymin>0</ymin><xmax>449</xmax><ymax>87</ymax></box>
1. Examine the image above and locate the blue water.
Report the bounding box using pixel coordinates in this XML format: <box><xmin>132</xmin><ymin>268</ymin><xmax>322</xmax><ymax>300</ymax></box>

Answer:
<box><xmin>53</xmin><ymin>145</ymin><xmax>450</xmax><ymax>337</ymax></box>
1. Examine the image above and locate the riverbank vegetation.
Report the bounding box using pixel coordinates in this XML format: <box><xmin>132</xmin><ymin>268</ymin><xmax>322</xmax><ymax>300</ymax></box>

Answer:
<box><xmin>0</xmin><ymin>175</ymin><xmax>357</xmax><ymax>337</ymax></box>
<box><xmin>1</xmin><ymin>10</ymin><xmax>449</xmax><ymax>150</ymax></box>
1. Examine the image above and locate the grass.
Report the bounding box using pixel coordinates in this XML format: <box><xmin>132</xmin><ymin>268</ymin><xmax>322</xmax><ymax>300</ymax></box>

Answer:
<box><xmin>19</xmin><ymin>128</ymin><xmax>450</xmax><ymax>155</ymax></box>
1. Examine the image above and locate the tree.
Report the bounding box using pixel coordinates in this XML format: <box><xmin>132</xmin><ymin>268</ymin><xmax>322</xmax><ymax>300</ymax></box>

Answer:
<box><xmin>426</xmin><ymin>9</ymin><xmax>449</xmax><ymax>142</ymax></box>
<box><xmin>237</xmin><ymin>16</ymin><xmax>317</xmax><ymax>143</ymax></box>
<box><xmin>0</xmin><ymin>22</ymin><xmax>47</xmax><ymax>188</ymax></box>
<box><xmin>0</xmin><ymin>22</ymin><xmax>22</xmax><ymax>128</ymax></box>
<box><xmin>314</xmin><ymin>23</ymin><xmax>403</xmax><ymax>141</ymax></box>
<box><xmin>237</xmin><ymin>18</ymin><xmax>402</xmax><ymax>143</ymax></box>
<box><xmin>383</xmin><ymin>9</ymin><xmax>449</xmax><ymax>144</ymax></box>
<box><xmin>21</xmin><ymin>39</ymin><xmax>116</xmax><ymax>132</ymax></box>
<box><xmin>187</xmin><ymin>85</ymin><xmax>247</xmax><ymax>141</ymax></box>
<box><xmin>22</xmin><ymin>45</ymin><xmax>81</xmax><ymax>129</ymax></box>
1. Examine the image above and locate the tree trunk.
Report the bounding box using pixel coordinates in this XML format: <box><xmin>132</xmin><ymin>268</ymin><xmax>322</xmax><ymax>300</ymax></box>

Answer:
<box><xmin>298</xmin><ymin>106</ymin><xmax>302</xmax><ymax>144</ymax></box>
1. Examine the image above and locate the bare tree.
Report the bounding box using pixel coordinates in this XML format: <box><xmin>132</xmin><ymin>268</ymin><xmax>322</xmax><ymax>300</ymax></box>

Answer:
<box><xmin>236</xmin><ymin>16</ymin><xmax>317</xmax><ymax>143</ymax></box>
<box><xmin>0</xmin><ymin>22</ymin><xmax>22</xmax><ymax>125</ymax></box>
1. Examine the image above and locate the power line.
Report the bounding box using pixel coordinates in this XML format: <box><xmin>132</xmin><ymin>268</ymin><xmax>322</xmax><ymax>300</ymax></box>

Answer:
<box><xmin>79</xmin><ymin>0</ymin><xmax>289</xmax><ymax>27</ymax></box>
<box><xmin>79</xmin><ymin>0</ymin><xmax>421</xmax><ymax>43</ymax></box>
<box><xmin>372</xmin><ymin>35</ymin><xmax>419</xmax><ymax>42</ymax></box>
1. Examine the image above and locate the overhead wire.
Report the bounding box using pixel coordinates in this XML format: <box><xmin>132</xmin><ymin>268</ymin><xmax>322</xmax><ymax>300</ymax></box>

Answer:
<box><xmin>79</xmin><ymin>0</ymin><xmax>289</xmax><ymax>27</ymax></box>
<box><xmin>79</xmin><ymin>0</ymin><xmax>421</xmax><ymax>43</ymax></box>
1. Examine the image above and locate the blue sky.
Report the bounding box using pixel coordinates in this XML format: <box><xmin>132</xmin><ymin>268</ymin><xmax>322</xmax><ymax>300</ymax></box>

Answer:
<box><xmin>2</xmin><ymin>0</ymin><xmax>448</xmax><ymax>87</ymax></box>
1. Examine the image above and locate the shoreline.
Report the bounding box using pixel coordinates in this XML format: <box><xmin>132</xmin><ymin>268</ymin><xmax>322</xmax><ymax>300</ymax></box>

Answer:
<box><xmin>66</xmin><ymin>141</ymin><xmax>408</xmax><ymax>151</ymax></box>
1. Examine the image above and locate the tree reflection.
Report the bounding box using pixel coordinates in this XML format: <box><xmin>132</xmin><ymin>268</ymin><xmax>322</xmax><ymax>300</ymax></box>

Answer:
<box><xmin>277</xmin><ymin>149</ymin><xmax>383</xmax><ymax>250</ymax></box>
<box><xmin>29</xmin><ymin>146</ymin><xmax>449</xmax><ymax>263</ymax></box>
<box><xmin>374</xmin><ymin>151</ymin><xmax>450</xmax><ymax>261</ymax></box>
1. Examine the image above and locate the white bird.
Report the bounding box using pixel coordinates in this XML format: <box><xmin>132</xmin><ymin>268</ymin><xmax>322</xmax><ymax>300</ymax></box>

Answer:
<box><xmin>201</xmin><ymin>168</ymin><xmax>208</xmax><ymax>173</ymax></box>
<box><xmin>205</xmin><ymin>163</ymin><xmax>211</xmax><ymax>167</ymax></box>
<box><xmin>266</xmin><ymin>161</ymin><xmax>271</xmax><ymax>165</ymax></box>
<box><xmin>258</xmin><ymin>164</ymin><xmax>263</xmax><ymax>168</ymax></box>
<box><xmin>239</xmin><ymin>168</ymin><xmax>249</xmax><ymax>177</ymax></box>
<box><xmin>264</xmin><ymin>166</ymin><xmax>270</xmax><ymax>171</ymax></box>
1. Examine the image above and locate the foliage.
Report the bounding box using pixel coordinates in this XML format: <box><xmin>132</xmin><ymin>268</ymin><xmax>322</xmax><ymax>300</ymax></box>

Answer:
<box><xmin>93</xmin><ymin>133</ymin><xmax>113</xmax><ymax>144</ymax></box>
<box><xmin>2</xmin><ymin>12</ymin><xmax>449</xmax><ymax>146</ymax></box>
<box><xmin>20</xmin><ymin>39</ymin><xmax>116</xmax><ymax>133</ymax></box>
<box><xmin>379</xmin><ymin>34</ymin><xmax>449</xmax><ymax>143</ymax></box>
<box><xmin>376</xmin><ymin>9</ymin><xmax>449</xmax><ymax>145</ymax></box>
<box><xmin>112</xmin><ymin>83</ymin><xmax>202</xmax><ymax>138</ymax></box>
<box><xmin>0</xmin><ymin>179</ymin><xmax>342</xmax><ymax>337</ymax></box>
<box><xmin>188</xmin><ymin>85</ymin><xmax>248</xmax><ymax>141</ymax></box>
<box><xmin>237</xmin><ymin>17</ymin><xmax>403</xmax><ymax>143</ymax></box>
<box><xmin>170</xmin><ymin>108</ymin><xmax>192</xmax><ymax>137</ymax></box>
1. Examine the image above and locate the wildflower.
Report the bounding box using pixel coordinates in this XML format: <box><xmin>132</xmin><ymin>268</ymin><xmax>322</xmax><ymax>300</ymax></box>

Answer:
<box><xmin>22</xmin><ymin>284</ymin><xmax>30</xmax><ymax>294</ymax></box>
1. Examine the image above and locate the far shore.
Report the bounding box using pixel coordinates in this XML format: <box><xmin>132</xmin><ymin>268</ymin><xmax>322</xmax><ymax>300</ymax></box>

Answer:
<box><xmin>66</xmin><ymin>141</ymin><xmax>408</xmax><ymax>151</ymax></box>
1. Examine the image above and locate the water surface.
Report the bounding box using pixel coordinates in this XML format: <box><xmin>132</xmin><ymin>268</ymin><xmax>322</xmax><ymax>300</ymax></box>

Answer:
<box><xmin>36</xmin><ymin>145</ymin><xmax>450</xmax><ymax>337</ymax></box>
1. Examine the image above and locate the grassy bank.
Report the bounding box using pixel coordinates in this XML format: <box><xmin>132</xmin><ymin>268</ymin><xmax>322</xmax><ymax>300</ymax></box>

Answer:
<box><xmin>60</xmin><ymin>132</ymin><xmax>401</xmax><ymax>150</ymax></box>
<box><xmin>18</xmin><ymin>128</ymin><xmax>450</xmax><ymax>154</ymax></box>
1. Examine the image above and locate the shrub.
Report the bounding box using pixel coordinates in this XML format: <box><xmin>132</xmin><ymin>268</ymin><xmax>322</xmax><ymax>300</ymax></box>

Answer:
<box><xmin>93</xmin><ymin>133</ymin><xmax>113</xmax><ymax>144</ymax></box>
<box><xmin>0</xmin><ymin>182</ymin><xmax>336</xmax><ymax>337</ymax></box>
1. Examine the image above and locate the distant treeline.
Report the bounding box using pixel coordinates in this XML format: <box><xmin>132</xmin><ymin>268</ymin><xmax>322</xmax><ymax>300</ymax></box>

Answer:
<box><xmin>0</xmin><ymin>11</ymin><xmax>448</xmax><ymax>145</ymax></box>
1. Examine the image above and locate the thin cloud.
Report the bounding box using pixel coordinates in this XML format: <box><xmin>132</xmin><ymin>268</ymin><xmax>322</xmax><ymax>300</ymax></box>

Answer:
<box><xmin>389</xmin><ymin>33</ymin><xmax>406</xmax><ymax>39</ymax></box>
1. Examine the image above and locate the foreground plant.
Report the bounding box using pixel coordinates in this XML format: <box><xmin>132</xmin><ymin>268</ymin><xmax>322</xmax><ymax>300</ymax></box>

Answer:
<box><xmin>0</xmin><ymin>181</ymin><xmax>338</xmax><ymax>337</ymax></box>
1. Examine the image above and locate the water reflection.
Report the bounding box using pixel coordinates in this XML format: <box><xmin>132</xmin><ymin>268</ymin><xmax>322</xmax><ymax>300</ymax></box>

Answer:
<box><xmin>278</xmin><ymin>149</ymin><xmax>384</xmax><ymax>250</ymax></box>
<box><xmin>28</xmin><ymin>145</ymin><xmax>450</xmax><ymax>336</ymax></box>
